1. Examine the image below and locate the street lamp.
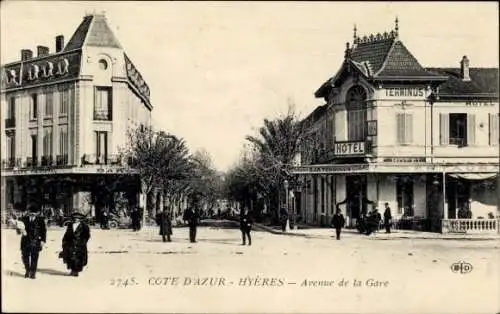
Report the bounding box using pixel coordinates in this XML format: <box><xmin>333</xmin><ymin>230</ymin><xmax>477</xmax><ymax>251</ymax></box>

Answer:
<box><xmin>284</xmin><ymin>179</ymin><xmax>289</xmax><ymax>231</ymax></box>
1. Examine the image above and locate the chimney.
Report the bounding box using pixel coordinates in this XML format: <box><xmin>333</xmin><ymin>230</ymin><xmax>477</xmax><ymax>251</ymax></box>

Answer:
<box><xmin>37</xmin><ymin>45</ymin><xmax>49</xmax><ymax>57</ymax></box>
<box><xmin>460</xmin><ymin>55</ymin><xmax>470</xmax><ymax>81</ymax></box>
<box><xmin>55</xmin><ymin>35</ymin><xmax>64</xmax><ymax>53</ymax></box>
<box><xmin>21</xmin><ymin>49</ymin><xmax>33</xmax><ymax>61</ymax></box>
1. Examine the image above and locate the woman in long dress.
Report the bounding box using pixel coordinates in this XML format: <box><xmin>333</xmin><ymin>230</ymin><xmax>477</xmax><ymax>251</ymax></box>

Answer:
<box><xmin>61</xmin><ymin>212</ymin><xmax>91</xmax><ymax>276</ymax></box>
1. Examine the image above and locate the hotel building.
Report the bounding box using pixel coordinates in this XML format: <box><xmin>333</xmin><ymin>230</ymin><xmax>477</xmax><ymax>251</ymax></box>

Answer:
<box><xmin>293</xmin><ymin>21</ymin><xmax>499</xmax><ymax>233</ymax></box>
<box><xmin>1</xmin><ymin>13</ymin><xmax>152</xmax><ymax>221</ymax></box>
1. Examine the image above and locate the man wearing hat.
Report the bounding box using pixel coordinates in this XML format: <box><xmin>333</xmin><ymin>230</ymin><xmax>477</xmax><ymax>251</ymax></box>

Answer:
<box><xmin>18</xmin><ymin>204</ymin><xmax>47</xmax><ymax>279</ymax></box>
<box><xmin>61</xmin><ymin>211</ymin><xmax>91</xmax><ymax>277</ymax></box>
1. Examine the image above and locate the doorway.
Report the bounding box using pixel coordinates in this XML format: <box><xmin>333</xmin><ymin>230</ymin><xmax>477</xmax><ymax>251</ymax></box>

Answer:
<box><xmin>345</xmin><ymin>175</ymin><xmax>367</xmax><ymax>224</ymax></box>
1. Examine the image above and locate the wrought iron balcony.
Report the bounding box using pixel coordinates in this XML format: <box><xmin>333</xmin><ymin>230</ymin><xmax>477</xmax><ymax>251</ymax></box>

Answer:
<box><xmin>41</xmin><ymin>155</ymin><xmax>54</xmax><ymax>166</ymax></box>
<box><xmin>81</xmin><ymin>154</ymin><xmax>121</xmax><ymax>166</ymax></box>
<box><xmin>5</xmin><ymin>118</ymin><xmax>16</xmax><ymax>128</ymax></box>
<box><xmin>93</xmin><ymin>110</ymin><xmax>112</xmax><ymax>121</ymax></box>
<box><xmin>1</xmin><ymin>158</ymin><xmax>18</xmax><ymax>169</ymax></box>
<box><xmin>56</xmin><ymin>154</ymin><xmax>68</xmax><ymax>166</ymax></box>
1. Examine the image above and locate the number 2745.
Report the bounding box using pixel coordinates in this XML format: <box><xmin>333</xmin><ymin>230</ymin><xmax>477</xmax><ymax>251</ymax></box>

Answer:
<box><xmin>110</xmin><ymin>277</ymin><xmax>137</xmax><ymax>287</ymax></box>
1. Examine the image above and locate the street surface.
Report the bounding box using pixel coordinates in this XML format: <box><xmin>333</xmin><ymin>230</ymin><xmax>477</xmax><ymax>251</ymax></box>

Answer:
<box><xmin>2</xmin><ymin>224</ymin><xmax>499</xmax><ymax>313</ymax></box>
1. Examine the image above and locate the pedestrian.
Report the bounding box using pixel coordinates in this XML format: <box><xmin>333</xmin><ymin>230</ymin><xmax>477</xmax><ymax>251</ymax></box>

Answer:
<box><xmin>240</xmin><ymin>207</ymin><xmax>253</xmax><ymax>246</ymax></box>
<box><xmin>156</xmin><ymin>209</ymin><xmax>172</xmax><ymax>242</ymax></box>
<box><xmin>183</xmin><ymin>205</ymin><xmax>199</xmax><ymax>243</ymax></box>
<box><xmin>331</xmin><ymin>208</ymin><xmax>345</xmax><ymax>240</ymax></box>
<box><xmin>279</xmin><ymin>207</ymin><xmax>288</xmax><ymax>232</ymax></box>
<box><xmin>17</xmin><ymin>205</ymin><xmax>47</xmax><ymax>279</ymax></box>
<box><xmin>130</xmin><ymin>207</ymin><xmax>140</xmax><ymax>231</ymax></box>
<box><xmin>60</xmin><ymin>212</ymin><xmax>91</xmax><ymax>277</ymax></box>
<box><xmin>383</xmin><ymin>203</ymin><xmax>392</xmax><ymax>233</ymax></box>
<box><xmin>366</xmin><ymin>207</ymin><xmax>382</xmax><ymax>236</ymax></box>
<box><xmin>57</xmin><ymin>207</ymin><xmax>64</xmax><ymax>227</ymax></box>
<box><xmin>101</xmin><ymin>208</ymin><xmax>109</xmax><ymax>229</ymax></box>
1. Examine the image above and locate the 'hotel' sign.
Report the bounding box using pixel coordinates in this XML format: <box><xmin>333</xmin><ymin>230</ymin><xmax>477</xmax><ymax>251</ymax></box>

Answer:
<box><xmin>334</xmin><ymin>141</ymin><xmax>365</xmax><ymax>156</ymax></box>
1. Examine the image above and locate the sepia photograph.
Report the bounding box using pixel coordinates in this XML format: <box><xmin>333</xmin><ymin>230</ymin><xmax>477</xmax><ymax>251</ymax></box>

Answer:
<box><xmin>1</xmin><ymin>1</ymin><xmax>499</xmax><ymax>313</ymax></box>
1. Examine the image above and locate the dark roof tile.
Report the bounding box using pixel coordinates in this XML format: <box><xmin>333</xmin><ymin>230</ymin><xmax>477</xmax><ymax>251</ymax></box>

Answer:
<box><xmin>426</xmin><ymin>67</ymin><xmax>499</xmax><ymax>96</ymax></box>
<box><xmin>64</xmin><ymin>14</ymin><xmax>121</xmax><ymax>51</ymax></box>
<box><xmin>351</xmin><ymin>38</ymin><xmax>394</xmax><ymax>74</ymax></box>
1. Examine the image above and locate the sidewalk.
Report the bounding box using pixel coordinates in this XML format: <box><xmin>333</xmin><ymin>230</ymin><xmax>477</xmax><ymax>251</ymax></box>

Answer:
<box><xmin>253</xmin><ymin>223</ymin><xmax>500</xmax><ymax>241</ymax></box>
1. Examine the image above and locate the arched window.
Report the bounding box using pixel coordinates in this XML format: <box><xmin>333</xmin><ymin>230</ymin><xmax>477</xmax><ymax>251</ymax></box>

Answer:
<box><xmin>346</xmin><ymin>86</ymin><xmax>367</xmax><ymax>141</ymax></box>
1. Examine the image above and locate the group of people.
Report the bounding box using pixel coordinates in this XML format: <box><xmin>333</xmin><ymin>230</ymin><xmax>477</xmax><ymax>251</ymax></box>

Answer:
<box><xmin>11</xmin><ymin>205</ymin><xmax>91</xmax><ymax>279</ymax></box>
<box><xmin>331</xmin><ymin>203</ymin><xmax>393</xmax><ymax>239</ymax></box>
<box><xmin>154</xmin><ymin>207</ymin><xmax>200</xmax><ymax>243</ymax></box>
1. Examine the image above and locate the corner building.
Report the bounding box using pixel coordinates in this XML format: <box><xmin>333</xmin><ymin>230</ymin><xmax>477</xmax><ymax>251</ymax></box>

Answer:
<box><xmin>293</xmin><ymin>23</ymin><xmax>499</xmax><ymax>233</ymax></box>
<box><xmin>1</xmin><ymin>14</ymin><xmax>152</xmax><ymax>220</ymax></box>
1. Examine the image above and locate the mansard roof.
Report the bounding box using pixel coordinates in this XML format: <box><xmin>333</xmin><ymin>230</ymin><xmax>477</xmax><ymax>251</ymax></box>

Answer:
<box><xmin>65</xmin><ymin>14</ymin><xmax>122</xmax><ymax>51</ymax></box>
<box><xmin>315</xmin><ymin>28</ymin><xmax>448</xmax><ymax>98</ymax></box>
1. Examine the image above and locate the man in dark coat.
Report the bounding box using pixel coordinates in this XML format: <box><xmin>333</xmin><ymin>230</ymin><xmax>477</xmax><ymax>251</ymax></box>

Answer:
<box><xmin>366</xmin><ymin>207</ymin><xmax>382</xmax><ymax>235</ymax></box>
<box><xmin>183</xmin><ymin>207</ymin><xmax>199</xmax><ymax>243</ymax></box>
<box><xmin>130</xmin><ymin>207</ymin><xmax>141</xmax><ymax>232</ymax></box>
<box><xmin>18</xmin><ymin>205</ymin><xmax>47</xmax><ymax>279</ymax></box>
<box><xmin>279</xmin><ymin>207</ymin><xmax>289</xmax><ymax>232</ymax></box>
<box><xmin>156</xmin><ymin>209</ymin><xmax>172</xmax><ymax>242</ymax></box>
<box><xmin>61</xmin><ymin>212</ymin><xmax>91</xmax><ymax>277</ymax></box>
<box><xmin>383</xmin><ymin>203</ymin><xmax>392</xmax><ymax>233</ymax></box>
<box><xmin>240</xmin><ymin>208</ymin><xmax>253</xmax><ymax>246</ymax></box>
<box><xmin>331</xmin><ymin>208</ymin><xmax>346</xmax><ymax>240</ymax></box>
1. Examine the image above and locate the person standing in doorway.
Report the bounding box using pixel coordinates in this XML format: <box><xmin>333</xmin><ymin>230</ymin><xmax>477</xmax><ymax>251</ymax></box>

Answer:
<box><xmin>331</xmin><ymin>208</ymin><xmax>346</xmax><ymax>240</ymax></box>
<box><xmin>383</xmin><ymin>203</ymin><xmax>392</xmax><ymax>234</ymax></box>
<box><xmin>61</xmin><ymin>212</ymin><xmax>91</xmax><ymax>277</ymax></box>
<box><xmin>183</xmin><ymin>205</ymin><xmax>199</xmax><ymax>243</ymax></box>
<box><xmin>18</xmin><ymin>205</ymin><xmax>47</xmax><ymax>279</ymax></box>
<box><xmin>240</xmin><ymin>207</ymin><xmax>253</xmax><ymax>246</ymax></box>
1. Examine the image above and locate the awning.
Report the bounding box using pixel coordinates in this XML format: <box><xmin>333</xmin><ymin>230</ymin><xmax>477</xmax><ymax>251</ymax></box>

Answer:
<box><xmin>448</xmin><ymin>173</ymin><xmax>498</xmax><ymax>180</ymax></box>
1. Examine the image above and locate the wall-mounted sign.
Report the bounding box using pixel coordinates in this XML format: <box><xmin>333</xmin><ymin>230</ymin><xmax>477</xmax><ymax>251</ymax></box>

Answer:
<box><xmin>366</xmin><ymin>120</ymin><xmax>377</xmax><ymax>136</ymax></box>
<box><xmin>465</xmin><ymin>101</ymin><xmax>496</xmax><ymax>107</ymax></box>
<box><xmin>334</xmin><ymin>141</ymin><xmax>365</xmax><ymax>156</ymax></box>
<box><xmin>291</xmin><ymin>164</ymin><xmax>370</xmax><ymax>174</ymax></box>
<box><xmin>382</xmin><ymin>157</ymin><xmax>426</xmax><ymax>163</ymax></box>
<box><xmin>385</xmin><ymin>88</ymin><xmax>425</xmax><ymax>98</ymax></box>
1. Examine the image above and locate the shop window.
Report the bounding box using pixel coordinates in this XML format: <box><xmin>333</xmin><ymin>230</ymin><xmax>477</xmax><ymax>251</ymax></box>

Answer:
<box><xmin>396</xmin><ymin>176</ymin><xmax>414</xmax><ymax>216</ymax></box>
<box><xmin>94</xmin><ymin>87</ymin><xmax>112</xmax><ymax>121</ymax></box>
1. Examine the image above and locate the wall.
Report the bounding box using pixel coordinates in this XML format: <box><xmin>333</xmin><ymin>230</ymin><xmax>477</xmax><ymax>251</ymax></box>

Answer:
<box><xmin>432</xmin><ymin>101</ymin><xmax>499</xmax><ymax>163</ymax></box>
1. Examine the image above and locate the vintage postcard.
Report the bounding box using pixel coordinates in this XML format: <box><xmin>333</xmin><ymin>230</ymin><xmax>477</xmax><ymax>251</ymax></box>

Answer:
<box><xmin>1</xmin><ymin>1</ymin><xmax>499</xmax><ymax>313</ymax></box>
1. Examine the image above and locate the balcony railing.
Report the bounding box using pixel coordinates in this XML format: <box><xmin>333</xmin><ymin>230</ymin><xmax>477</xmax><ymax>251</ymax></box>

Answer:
<box><xmin>442</xmin><ymin>218</ymin><xmax>499</xmax><ymax>234</ymax></box>
<box><xmin>56</xmin><ymin>154</ymin><xmax>68</xmax><ymax>166</ymax></box>
<box><xmin>93</xmin><ymin>110</ymin><xmax>112</xmax><ymax>121</ymax></box>
<box><xmin>1</xmin><ymin>158</ymin><xmax>20</xmax><ymax>169</ymax></box>
<box><xmin>81</xmin><ymin>154</ymin><xmax>122</xmax><ymax>166</ymax></box>
<box><xmin>5</xmin><ymin>118</ymin><xmax>15</xmax><ymax>128</ymax></box>
<box><xmin>449</xmin><ymin>137</ymin><xmax>467</xmax><ymax>147</ymax></box>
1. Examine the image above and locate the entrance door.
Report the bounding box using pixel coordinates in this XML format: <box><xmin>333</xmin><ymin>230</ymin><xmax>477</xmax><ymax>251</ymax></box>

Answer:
<box><xmin>345</xmin><ymin>175</ymin><xmax>367</xmax><ymax>225</ymax></box>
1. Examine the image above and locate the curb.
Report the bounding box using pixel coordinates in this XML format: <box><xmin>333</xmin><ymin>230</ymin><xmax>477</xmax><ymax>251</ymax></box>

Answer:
<box><xmin>253</xmin><ymin>223</ymin><xmax>500</xmax><ymax>241</ymax></box>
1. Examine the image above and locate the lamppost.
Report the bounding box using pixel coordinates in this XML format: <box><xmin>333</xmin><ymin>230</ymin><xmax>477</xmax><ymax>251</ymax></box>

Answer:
<box><xmin>284</xmin><ymin>179</ymin><xmax>290</xmax><ymax>231</ymax></box>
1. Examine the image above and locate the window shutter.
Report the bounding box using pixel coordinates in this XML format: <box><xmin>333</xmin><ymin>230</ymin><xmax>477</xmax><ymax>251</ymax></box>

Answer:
<box><xmin>439</xmin><ymin>113</ymin><xmax>449</xmax><ymax>145</ymax></box>
<box><xmin>489</xmin><ymin>113</ymin><xmax>499</xmax><ymax>146</ymax></box>
<box><xmin>396</xmin><ymin>113</ymin><xmax>404</xmax><ymax>144</ymax></box>
<box><xmin>467</xmin><ymin>114</ymin><xmax>476</xmax><ymax>146</ymax></box>
<box><xmin>405</xmin><ymin>113</ymin><xmax>413</xmax><ymax>144</ymax></box>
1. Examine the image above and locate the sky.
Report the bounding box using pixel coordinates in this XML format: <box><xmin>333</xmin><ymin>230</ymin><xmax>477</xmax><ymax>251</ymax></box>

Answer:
<box><xmin>1</xmin><ymin>1</ymin><xmax>498</xmax><ymax>171</ymax></box>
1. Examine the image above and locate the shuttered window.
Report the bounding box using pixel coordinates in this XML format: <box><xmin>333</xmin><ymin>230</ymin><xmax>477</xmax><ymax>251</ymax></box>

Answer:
<box><xmin>439</xmin><ymin>113</ymin><xmax>449</xmax><ymax>145</ymax></box>
<box><xmin>490</xmin><ymin>113</ymin><xmax>499</xmax><ymax>146</ymax></box>
<box><xmin>43</xmin><ymin>127</ymin><xmax>53</xmax><ymax>157</ymax></box>
<box><xmin>396</xmin><ymin>113</ymin><xmax>413</xmax><ymax>144</ymax></box>
<box><xmin>45</xmin><ymin>92</ymin><xmax>53</xmax><ymax>117</ymax></box>
<box><xmin>466</xmin><ymin>114</ymin><xmax>476</xmax><ymax>146</ymax></box>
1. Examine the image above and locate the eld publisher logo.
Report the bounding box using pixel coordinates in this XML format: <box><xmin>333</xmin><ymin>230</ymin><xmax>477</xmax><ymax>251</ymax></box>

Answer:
<box><xmin>450</xmin><ymin>261</ymin><xmax>473</xmax><ymax>274</ymax></box>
